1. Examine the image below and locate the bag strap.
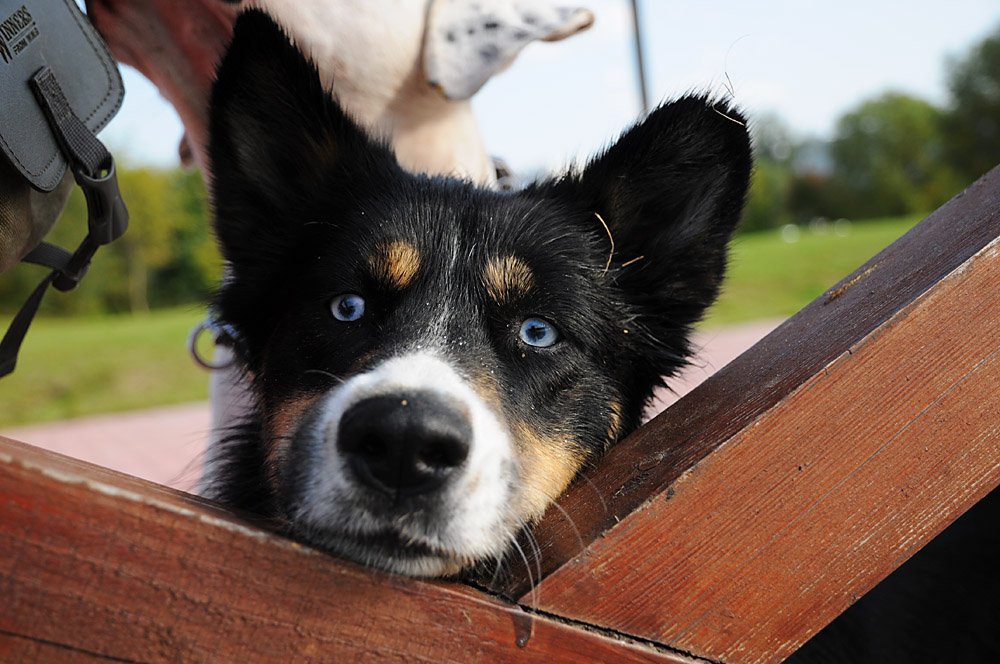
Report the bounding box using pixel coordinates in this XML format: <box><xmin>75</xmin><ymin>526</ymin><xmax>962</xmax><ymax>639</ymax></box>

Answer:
<box><xmin>0</xmin><ymin>66</ymin><xmax>128</xmax><ymax>378</ymax></box>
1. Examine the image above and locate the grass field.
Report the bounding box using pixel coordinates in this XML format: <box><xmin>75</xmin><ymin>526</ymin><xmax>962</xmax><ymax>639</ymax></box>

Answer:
<box><xmin>0</xmin><ymin>306</ymin><xmax>210</xmax><ymax>427</ymax></box>
<box><xmin>0</xmin><ymin>215</ymin><xmax>923</xmax><ymax>427</ymax></box>
<box><xmin>707</xmin><ymin>215</ymin><xmax>923</xmax><ymax>325</ymax></box>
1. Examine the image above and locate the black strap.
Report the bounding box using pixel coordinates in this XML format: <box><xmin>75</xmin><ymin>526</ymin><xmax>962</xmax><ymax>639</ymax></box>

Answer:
<box><xmin>0</xmin><ymin>67</ymin><xmax>128</xmax><ymax>378</ymax></box>
<box><xmin>30</xmin><ymin>67</ymin><xmax>113</xmax><ymax>179</ymax></box>
<box><xmin>0</xmin><ymin>272</ymin><xmax>56</xmax><ymax>377</ymax></box>
<box><xmin>22</xmin><ymin>241</ymin><xmax>73</xmax><ymax>272</ymax></box>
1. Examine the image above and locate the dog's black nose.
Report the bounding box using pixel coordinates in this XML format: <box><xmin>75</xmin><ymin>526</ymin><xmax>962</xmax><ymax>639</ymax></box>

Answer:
<box><xmin>337</xmin><ymin>393</ymin><xmax>472</xmax><ymax>497</ymax></box>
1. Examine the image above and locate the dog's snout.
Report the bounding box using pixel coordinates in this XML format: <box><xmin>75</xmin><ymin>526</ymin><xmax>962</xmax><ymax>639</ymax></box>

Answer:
<box><xmin>337</xmin><ymin>393</ymin><xmax>472</xmax><ymax>497</ymax></box>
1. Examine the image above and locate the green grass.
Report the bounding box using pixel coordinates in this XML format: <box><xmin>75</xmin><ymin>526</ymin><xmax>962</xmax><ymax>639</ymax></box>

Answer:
<box><xmin>0</xmin><ymin>306</ymin><xmax>210</xmax><ymax>428</ymax></box>
<box><xmin>706</xmin><ymin>214</ymin><xmax>924</xmax><ymax>326</ymax></box>
<box><xmin>0</xmin><ymin>214</ymin><xmax>924</xmax><ymax>427</ymax></box>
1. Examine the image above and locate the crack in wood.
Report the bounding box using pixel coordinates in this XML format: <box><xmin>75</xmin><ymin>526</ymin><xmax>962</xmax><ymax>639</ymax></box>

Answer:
<box><xmin>0</xmin><ymin>629</ymin><xmax>147</xmax><ymax>664</ymax></box>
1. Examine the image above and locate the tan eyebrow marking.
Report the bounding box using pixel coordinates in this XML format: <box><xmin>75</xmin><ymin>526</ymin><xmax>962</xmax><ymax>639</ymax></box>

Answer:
<box><xmin>483</xmin><ymin>255</ymin><xmax>535</xmax><ymax>305</ymax></box>
<box><xmin>368</xmin><ymin>240</ymin><xmax>421</xmax><ymax>290</ymax></box>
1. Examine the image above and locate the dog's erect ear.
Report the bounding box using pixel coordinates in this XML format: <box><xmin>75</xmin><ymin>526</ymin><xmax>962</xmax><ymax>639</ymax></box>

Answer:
<box><xmin>557</xmin><ymin>96</ymin><xmax>752</xmax><ymax>378</ymax></box>
<box><xmin>208</xmin><ymin>10</ymin><xmax>397</xmax><ymax>259</ymax></box>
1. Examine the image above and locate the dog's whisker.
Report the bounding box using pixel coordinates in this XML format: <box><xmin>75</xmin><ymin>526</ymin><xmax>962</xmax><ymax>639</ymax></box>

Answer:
<box><xmin>525</xmin><ymin>533</ymin><xmax>544</xmax><ymax>609</ymax></box>
<box><xmin>577</xmin><ymin>473</ymin><xmax>609</xmax><ymax>515</ymax></box>
<box><xmin>508</xmin><ymin>536</ymin><xmax>538</xmax><ymax>611</ymax></box>
<box><xmin>497</xmin><ymin>504</ymin><xmax>544</xmax><ymax>606</ymax></box>
<box><xmin>303</xmin><ymin>368</ymin><xmax>338</xmax><ymax>380</ymax></box>
<box><xmin>514</xmin><ymin>513</ymin><xmax>545</xmax><ymax>603</ymax></box>
<box><xmin>488</xmin><ymin>550</ymin><xmax>506</xmax><ymax>589</ymax></box>
<box><xmin>520</xmin><ymin>485</ymin><xmax>586</xmax><ymax>554</ymax></box>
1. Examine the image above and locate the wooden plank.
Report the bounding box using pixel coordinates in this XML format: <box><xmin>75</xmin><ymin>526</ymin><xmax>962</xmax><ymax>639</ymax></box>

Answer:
<box><xmin>0</xmin><ymin>633</ymin><xmax>112</xmax><ymax>664</ymax></box>
<box><xmin>494</xmin><ymin>167</ymin><xmax>1000</xmax><ymax>602</ymax></box>
<box><xmin>0</xmin><ymin>438</ymin><xmax>695</xmax><ymax>664</ymax></box>
<box><xmin>503</xmin><ymin>213</ymin><xmax>1000</xmax><ymax>661</ymax></box>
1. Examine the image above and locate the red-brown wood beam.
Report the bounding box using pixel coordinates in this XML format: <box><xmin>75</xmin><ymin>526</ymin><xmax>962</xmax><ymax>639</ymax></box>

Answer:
<box><xmin>0</xmin><ymin>437</ymin><xmax>697</xmax><ymax>664</ymax></box>
<box><xmin>490</xmin><ymin>168</ymin><xmax>1000</xmax><ymax>663</ymax></box>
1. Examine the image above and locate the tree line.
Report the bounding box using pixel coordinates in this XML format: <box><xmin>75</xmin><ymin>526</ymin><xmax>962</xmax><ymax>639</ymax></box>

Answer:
<box><xmin>744</xmin><ymin>23</ymin><xmax>1000</xmax><ymax>232</ymax></box>
<box><xmin>1</xmin><ymin>25</ymin><xmax>998</xmax><ymax>316</ymax></box>
<box><xmin>0</xmin><ymin>168</ymin><xmax>220</xmax><ymax>316</ymax></box>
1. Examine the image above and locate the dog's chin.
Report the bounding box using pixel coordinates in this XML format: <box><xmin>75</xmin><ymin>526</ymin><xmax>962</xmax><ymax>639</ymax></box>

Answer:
<box><xmin>287</xmin><ymin>520</ymin><xmax>504</xmax><ymax>578</ymax></box>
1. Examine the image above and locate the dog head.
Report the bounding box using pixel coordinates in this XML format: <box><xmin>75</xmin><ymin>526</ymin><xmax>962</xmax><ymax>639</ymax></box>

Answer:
<box><xmin>207</xmin><ymin>10</ymin><xmax>752</xmax><ymax>577</ymax></box>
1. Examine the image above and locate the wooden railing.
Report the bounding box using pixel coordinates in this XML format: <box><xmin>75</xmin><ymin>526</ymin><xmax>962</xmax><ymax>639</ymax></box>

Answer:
<box><xmin>2</xmin><ymin>166</ymin><xmax>999</xmax><ymax>663</ymax></box>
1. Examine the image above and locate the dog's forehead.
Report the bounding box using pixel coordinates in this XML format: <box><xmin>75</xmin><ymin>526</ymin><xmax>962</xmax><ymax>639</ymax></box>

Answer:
<box><xmin>355</xmin><ymin>186</ymin><xmax>588</xmax><ymax>290</ymax></box>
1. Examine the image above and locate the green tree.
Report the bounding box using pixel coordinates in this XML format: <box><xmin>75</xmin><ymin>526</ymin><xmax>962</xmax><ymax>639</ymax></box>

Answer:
<box><xmin>1</xmin><ymin>166</ymin><xmax>219</xmax><ymax>316</ymax></box>
<box><xmin>743</xmin><ymin>159</ymin><xmax>792</xmax><ymax>232</ymax></box>
<box><xmin>117</xmin><ymin>168</ymin><xmax>177</xmax><ymax>313</ymax></box>
<box><xmin>830</xmin><ymin>92</ymin><xmax>962</xmax><ymax>219</ymax></box>
<box><xmin>147</xmin><ymin>169</ymin><xmax>220</xmax><ymax>307</ymax></box>
<box><xmin>743</xmin><ymin>114</ymin><xmax>795</xmax><ymax>232</ymax></box>
<box><xmin>943</xmin><ymin>24</ymin><xmax>1000</xmax><ymax>183</ymax></box>
<box><xmin>786</xmin><ymin>172</ymin><xmax>845</xmax><ymax>223</ymax></box>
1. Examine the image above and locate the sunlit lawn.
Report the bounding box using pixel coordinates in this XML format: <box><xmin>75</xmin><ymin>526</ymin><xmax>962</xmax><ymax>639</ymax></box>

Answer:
<box><xmin>0</xmin><ymin>214</ymin><xmax>923</xmax><ymax>427</ymax></box>
<box><xmin>707</xmin><ymin>214</ymin><xmax>923</xmax><ymax>326</ymax></box>
<box><xmin>0</xmin><ymin>306</ymin><xmax>209</xmax><ymax>427</ymax></box>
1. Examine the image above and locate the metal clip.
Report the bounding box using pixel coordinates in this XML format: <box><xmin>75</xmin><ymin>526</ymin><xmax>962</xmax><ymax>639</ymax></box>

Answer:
<box><xmin>188</xmin><ymin>316</ymin><xmax>241</xmax><ymax>371</ymax></box>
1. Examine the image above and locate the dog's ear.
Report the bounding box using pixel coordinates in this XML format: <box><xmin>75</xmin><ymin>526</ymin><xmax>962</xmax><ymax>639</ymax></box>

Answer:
<box><xmin>208</xmin><ymin>10</ymin><xmax>398</xmax><ymax>261</ymax></box>
<box><xmin>557</xmin><ymin>96</ymin><xmax>752</xmax><ymax>379</ymax></box>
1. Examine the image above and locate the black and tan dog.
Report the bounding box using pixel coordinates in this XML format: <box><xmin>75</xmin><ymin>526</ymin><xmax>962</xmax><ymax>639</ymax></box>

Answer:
<box><xmin>202</xmin><ymin>10</ymin><xmax>752</xmax><ymax>577</ymax></box>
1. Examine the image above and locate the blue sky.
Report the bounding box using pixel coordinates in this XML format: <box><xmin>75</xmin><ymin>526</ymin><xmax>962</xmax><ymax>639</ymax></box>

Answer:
<box><xmin>101</xmin><ymin>0</ymin><xmax>1000</xmax><ymax>175</ymax></box>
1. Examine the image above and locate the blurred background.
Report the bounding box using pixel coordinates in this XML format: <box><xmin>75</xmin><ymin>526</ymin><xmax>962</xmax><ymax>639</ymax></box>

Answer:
<box><xmin>2</xmin><ymin>0</ymin><xmax>999</xmax><ymax>436</ymax></box>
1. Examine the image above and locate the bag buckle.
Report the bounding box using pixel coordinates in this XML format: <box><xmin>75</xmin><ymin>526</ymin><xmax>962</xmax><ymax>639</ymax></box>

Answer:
<box><xmin>76</xmin><ymin>158</ymin><xmax>128</xmax><ymax>246</ymax></box>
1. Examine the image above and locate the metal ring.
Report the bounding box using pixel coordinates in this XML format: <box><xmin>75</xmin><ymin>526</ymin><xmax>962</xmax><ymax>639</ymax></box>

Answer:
<box><xmin>187</xmin><ymin>319</ymin><xmax>236</xmax><ymax>371</ymax></box>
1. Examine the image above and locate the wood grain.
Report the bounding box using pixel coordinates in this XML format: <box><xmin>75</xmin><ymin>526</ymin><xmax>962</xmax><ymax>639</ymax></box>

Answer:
<box><xmin>0</xmin><ymin>634</ymin><xmax>111</xmax><ymax>664</ymax></box>
<box><xmin>515</xmin><ymin>225</ymin><xmax>1000</xmax><ymax>662</ymax></box>
<box><xmin>0</xmin><ymin>438</ymin><xmax>695</xmax><ymax>664</ymax></box>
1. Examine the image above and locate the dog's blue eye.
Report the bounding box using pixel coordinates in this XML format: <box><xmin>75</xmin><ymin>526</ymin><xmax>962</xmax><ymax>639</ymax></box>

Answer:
<box><xmin>519</xmin><ymin>317</ymin><xmax>560</xmax><ymax>348</ymax></box>
<box><xmin>331</xmin><ymin>293</ymin><xmax>365</xmax><ymax>321</ymax></box>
